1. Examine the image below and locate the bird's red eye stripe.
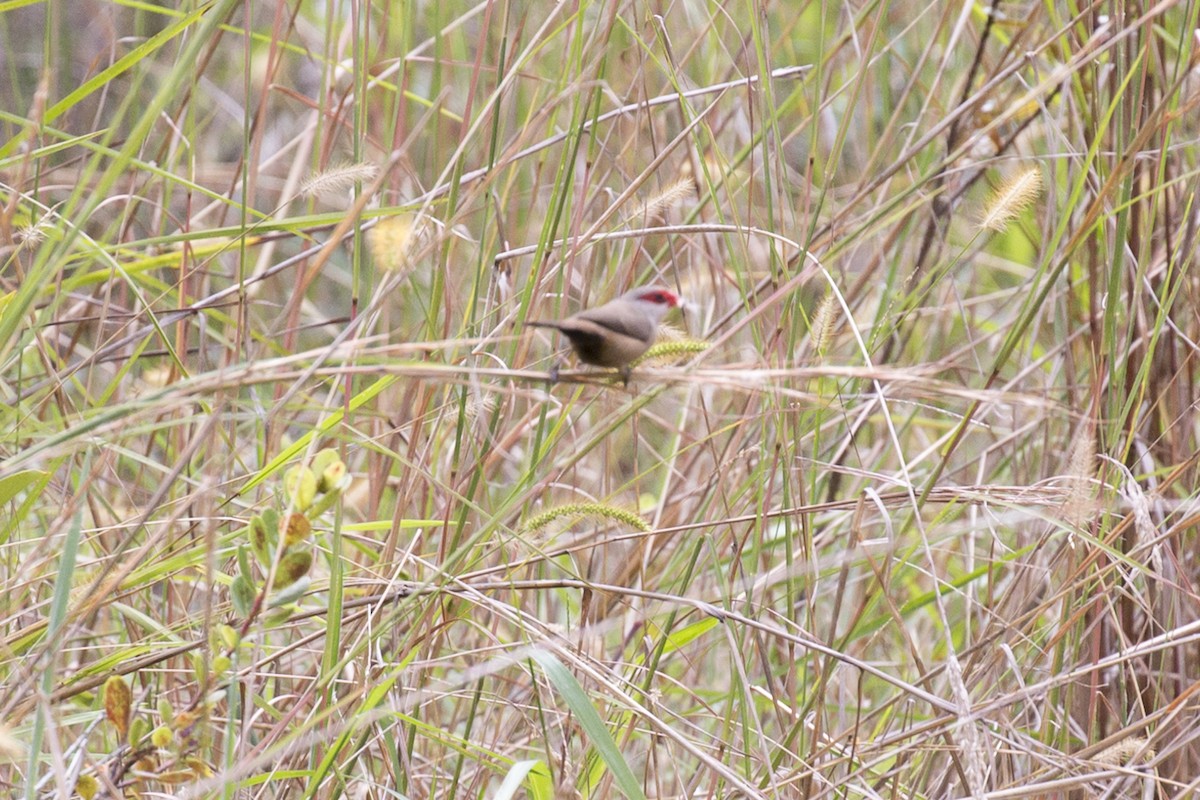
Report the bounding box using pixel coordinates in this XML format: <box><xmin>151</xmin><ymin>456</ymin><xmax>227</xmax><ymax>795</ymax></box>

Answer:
<box><xmin>652</xmin><ymin>291</ymin><xmax>675</xmax><ymax>305</ymax></box>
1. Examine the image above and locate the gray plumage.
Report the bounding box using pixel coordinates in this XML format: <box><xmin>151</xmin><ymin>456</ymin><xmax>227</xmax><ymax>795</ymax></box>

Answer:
<box><xmin>528</xmin><ymin>285</ymin><xmax>684</xmax><ymax>372</ymax></box>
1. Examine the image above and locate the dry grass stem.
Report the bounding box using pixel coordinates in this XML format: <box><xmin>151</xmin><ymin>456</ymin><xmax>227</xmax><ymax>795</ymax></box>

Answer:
<box><xmin>2</xmin><ymin>3</ymin><xmax>1197</xmax><ymax>799</ymax></box>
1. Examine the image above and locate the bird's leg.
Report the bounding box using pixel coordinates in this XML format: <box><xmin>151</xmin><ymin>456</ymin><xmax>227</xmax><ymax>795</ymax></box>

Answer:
<box><xmin>548</xmin><ymin>362</ymin><xmax>561</xmax><ymax>383</ymax></box>
<box><xmin>619</xmin><ymin>366</ymin><xmax>632</xmax><ymax>386</ymax></box>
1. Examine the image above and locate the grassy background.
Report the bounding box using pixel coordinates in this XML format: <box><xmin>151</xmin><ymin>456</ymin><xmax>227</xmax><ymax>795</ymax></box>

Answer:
<box><xmin>2</xmin><ymin>1</ymin><xmax>1199</xmax><ymax>797</ymax></box>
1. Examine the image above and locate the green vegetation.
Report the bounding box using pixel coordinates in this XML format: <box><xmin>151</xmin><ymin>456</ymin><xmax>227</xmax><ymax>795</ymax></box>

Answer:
<box><xmin>1</xmin><ymin>1</ymin><xmax>1197</xmax><ymax>797</ymax></box>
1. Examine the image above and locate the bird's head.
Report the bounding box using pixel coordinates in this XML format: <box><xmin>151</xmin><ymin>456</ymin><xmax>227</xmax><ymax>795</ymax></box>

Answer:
<box><xmin>624</xmin><ymin>286</ymin><xmax>686</xmax><ymax>314</ymax></box>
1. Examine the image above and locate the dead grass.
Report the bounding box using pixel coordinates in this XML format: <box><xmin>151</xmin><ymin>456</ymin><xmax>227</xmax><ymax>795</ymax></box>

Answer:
<box><xmin>2</xmin><ymin>1</ymin><xmax>1199</xmax><ymax>798</ymax></box>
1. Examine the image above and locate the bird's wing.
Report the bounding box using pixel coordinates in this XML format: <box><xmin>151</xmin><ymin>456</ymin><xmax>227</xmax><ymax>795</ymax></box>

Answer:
<box><xmin>573</xmin><ymin>303</ymin><xmax>655</xmax><ymax>343</ymax></box>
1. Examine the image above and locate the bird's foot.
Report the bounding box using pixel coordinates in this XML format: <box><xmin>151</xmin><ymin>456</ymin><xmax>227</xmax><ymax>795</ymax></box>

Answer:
<box><xmin>548</xmin><ymin>363</ymin><xmax>561</xmax><ymax>383</ymax></box>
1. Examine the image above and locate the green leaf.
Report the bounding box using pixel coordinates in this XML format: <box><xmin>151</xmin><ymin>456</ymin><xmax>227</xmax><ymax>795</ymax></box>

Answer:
<box><xmin>524</xmin><ymin>760</ymin><xmax>554</xmax><ymax>800</ymax></box>
<box><xmin>531</xmin><ymin>651</ymin><xmax>646</xmax><ymax>800</ymax></box>
<box><xmin>660</xmin><ymin>616</ymin><xmax>719</xmax><ymax>653</ymax></box>
<box><xmin>0</xmin><ymin>2</ymin><xmax>45</xmax><ymax>18</ymax></box>
<box><xmin>0</xmin><ymin>469</ymin><xmax>45</xmax><ymax>507</ymax></box>
<box><xmin>494</xmin><ymin>760</ymin><xmax>547</xmax><ymax>800</ymax></box>
<box><xmin>268</xmin><ymin>575</ymin><xmax>311</xmax><ymax>608</ymax></box>
<box><xmin>237</xmin><ymin>375</ymin><xmax>396</xmax><ymax>496</ymax></box>
<box><xmin>250</xmin><ymin>510</ymin><xmax>279</xmax><ymax>566</ymax></box>
<box><xmin>236</xmin><ymin>545</ymin><xmax>253</xmax><ymax>584</ymax></box>
<box><xmin>273</xmin><ymin>550</ymin><xmax>313</xmax><ymax>589</ymax></box>
<box><xmin>230</xmin><ymin>576</ymin><xmax>256</xmax><ymax>618</ymax></box>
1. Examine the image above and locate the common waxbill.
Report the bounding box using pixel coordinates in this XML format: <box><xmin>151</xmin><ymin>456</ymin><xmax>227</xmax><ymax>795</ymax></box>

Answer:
<box><xmin>528</xmin><ymin>285</ymin><xmax>685</xmax><ymax>380</ymax></box>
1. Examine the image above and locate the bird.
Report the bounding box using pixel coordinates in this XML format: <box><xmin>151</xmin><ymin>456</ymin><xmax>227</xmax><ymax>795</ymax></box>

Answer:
<box><xmin>528</xmin><ymin>285</ymin><xmax>686</xmax><ymax>382</ymax></box>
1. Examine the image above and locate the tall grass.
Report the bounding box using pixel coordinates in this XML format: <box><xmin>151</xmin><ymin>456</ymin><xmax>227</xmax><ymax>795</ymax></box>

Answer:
<box><xmin>2</xmin><ymin>1</ymin><xmax>1199</xmax><ymax>798</ymax></box>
